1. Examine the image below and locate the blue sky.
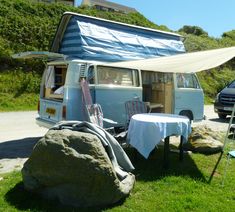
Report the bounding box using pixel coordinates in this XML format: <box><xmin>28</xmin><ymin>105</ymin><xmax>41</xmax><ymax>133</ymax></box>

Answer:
<box><xmin>75</xmin><ymin>0</ymin><xmax>235</xmax><ymax>38</ymax></box>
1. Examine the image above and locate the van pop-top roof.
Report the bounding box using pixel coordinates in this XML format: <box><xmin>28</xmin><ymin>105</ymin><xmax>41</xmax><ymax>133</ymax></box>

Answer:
<box><xmin>51</xmin><ymin>12</ymin><xmax>185</xmax><ymax>62</ymax></box>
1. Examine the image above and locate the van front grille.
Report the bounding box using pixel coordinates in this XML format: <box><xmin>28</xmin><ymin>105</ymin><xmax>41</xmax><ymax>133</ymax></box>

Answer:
<box><xmin>220</xmin><ymin>93</ymin><xmax>235</xmax><ymax>105</ymax></box>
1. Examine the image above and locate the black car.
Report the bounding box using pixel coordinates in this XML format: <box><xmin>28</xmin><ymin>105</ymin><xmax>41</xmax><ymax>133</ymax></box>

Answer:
<box><xmin>214</xmin><ymin>80</ymin><xmax>235</xmax><ymax>119</ymax></box>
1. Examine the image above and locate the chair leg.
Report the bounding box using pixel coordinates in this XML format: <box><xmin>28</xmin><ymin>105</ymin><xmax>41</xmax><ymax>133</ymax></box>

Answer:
<box><xmin>221</xmin><ymin>154</ymin><xmax>231</xmax><ymax>186</ymax></box>
<box><xmin>163</xmin><ymin>136</ymin><xmax>170</xmax><ymax>169</ymax></box>
<box><xmin>179</xmin><ymin>136</ymin><xmax>184</xmax><ymax>161</ymax></box>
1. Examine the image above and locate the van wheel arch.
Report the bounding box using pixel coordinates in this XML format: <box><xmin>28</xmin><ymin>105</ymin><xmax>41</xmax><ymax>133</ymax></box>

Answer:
<box><xmin>179</xmin><ymin>110</ymin><xmax>193</xmax><ymax>121</ymax></box>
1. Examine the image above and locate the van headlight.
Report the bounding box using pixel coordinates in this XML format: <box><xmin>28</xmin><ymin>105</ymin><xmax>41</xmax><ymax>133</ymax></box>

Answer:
<box><xmin>215</xmin><ymin>93</ymin><xmax>220</xmax><ymax>102</ymax></box>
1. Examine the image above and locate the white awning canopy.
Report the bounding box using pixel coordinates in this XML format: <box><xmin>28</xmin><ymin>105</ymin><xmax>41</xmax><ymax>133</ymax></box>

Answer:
<box><xmin>105</xmin><ymin>46</ymin><xmax>235</xmax><ymax>73</ymax></box>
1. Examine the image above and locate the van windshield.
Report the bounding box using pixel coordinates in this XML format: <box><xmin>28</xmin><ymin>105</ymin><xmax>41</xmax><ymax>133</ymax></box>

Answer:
<box><xmin>97</xmin><ymin>66</ymin><xmax>139</xmax><ymax>87</ymax></box>
<box><xmin>228</xmin><ymin>81</ymin><xmax>235</xmax><ymax>88</ymax></box>
<box><xmin>176</xmin><ymin>73</ymin><xmax>200</xmax><ymax>89</ymax></box>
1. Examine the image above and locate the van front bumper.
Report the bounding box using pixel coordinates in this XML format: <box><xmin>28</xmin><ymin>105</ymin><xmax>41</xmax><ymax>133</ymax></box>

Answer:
<box><xmin>36</xmin><ymin>117</ymin><xmax>57</xmax><ymax>129</ymax></box>
<box><xmin>214</xmin><ymin>102</ymin><xmax>233</xmax><ymax>115</ymax></box>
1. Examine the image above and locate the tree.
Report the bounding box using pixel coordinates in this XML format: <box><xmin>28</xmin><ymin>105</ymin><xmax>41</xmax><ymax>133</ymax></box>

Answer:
<box><xmin>222</xmin><ymin>30</ymin><xmax>235</xmax><ymax>40</ymax></box>
<box><xmin>179</xmin><ymin>25</ymin><xmax>208</xmax><ymax>36</ymax></box>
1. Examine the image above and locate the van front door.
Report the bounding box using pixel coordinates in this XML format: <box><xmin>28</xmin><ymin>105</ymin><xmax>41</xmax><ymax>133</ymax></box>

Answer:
<box><xmin>174</xmin><ymin>73</ymin><xmax>204</xmax><ymax>121</ymax></box>
<box><xmin>94</xmin><ymin>66</ymin><xmax>142</xmax><ymax>127</ymax></box>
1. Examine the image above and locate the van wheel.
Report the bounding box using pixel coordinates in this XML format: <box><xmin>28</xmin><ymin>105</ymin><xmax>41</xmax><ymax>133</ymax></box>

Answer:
<box><xmin>179</xmin><ymin>110</ymin><xmax>193</xmax><ymax>122</ymax></box>
<box><xmin>218</xmin><ymin>113</ymin><xmax>227</xmax><ymax>119</ymax></box>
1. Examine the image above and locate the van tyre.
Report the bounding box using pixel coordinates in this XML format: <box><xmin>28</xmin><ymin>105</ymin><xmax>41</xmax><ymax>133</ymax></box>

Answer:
<box><xmin>179</xmin><ymin>110</ymin><xmax>193</xmax><ymax>122</ymax></box>
<box><xmin>218</xmin><ymin>113</ymin><xmax>227</xmax><ymax>119</ymax></box>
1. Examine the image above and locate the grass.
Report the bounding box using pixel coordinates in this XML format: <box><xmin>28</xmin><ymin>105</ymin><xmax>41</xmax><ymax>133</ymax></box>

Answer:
<box><xmin>1</xmin><ymin>142</ymin><xmax>235</xmax><ymax>211</ymax></box>
<box><xmin>0</xmin><ymin>69</ymin><xmax>40</xmax><ymax>111</ymax></box>
<box><xmin>0</xmin><ymin>93</ymin><xmax>39</xmax><ymax>112</ymax></box>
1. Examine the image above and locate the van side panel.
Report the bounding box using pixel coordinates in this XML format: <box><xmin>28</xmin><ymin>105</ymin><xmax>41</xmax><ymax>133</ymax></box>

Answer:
<box><xmin>63</xmin><ymin>63</ymin><xmax>85</xmax><ymax>121</ymax></box>
<box><xmin>174</xmin><ymin>88</ymin><xmax>204</xmax><ymax>120</ymax></box>
<box><xmin>63</xmin><ymin>87</ymin><xmax>84</xmax><ymax>121</ymax></box>
<box><xmin>174</xmin><ymin>73</ymin><xmax>204</xmax><ymax>121</ymax></box>
<box><xmin>95</xmin><ymin>86</ymin><xmax>142</xmax><ymax>126</ymax></box>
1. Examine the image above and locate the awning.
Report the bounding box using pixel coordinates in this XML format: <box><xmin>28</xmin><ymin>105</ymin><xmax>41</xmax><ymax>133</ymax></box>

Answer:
<box><xmin>104</xmin><ymin>46</ymin><xmax>235</xmax><ymax>73</ymax></box>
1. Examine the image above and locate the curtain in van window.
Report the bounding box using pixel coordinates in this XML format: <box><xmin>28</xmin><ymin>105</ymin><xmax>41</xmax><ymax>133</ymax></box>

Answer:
<box><xmin>45</xmin><ymin>66</ymin><xmax>55</xmax><ymax>88</ymax></box>
<box><xmin>141</xmin><ymin>72</ymin><xmax>165</xmax><ymax>84</ymax></box>
<box><xmin>97</xmin><ymin>66</ymin><xmax>139</xmax><ymax>86</ymax></box>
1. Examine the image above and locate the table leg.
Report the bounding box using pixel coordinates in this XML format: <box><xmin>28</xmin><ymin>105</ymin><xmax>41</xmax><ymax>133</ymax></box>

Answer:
<box><xmin>179</xmin><ymin>136</ymin><xmax>184</xmax><ymax>161</ymax></box>
<box><xmin>163</xmin><ymin>136</ymin><xmax>170</xmax><ymax>168</ymax></box>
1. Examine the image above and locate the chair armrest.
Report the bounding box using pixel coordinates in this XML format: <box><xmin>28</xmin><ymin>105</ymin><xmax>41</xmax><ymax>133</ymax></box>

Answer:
<box><xmin>148</xmin><ymin>103</ymin><xmax>164</xmax><ymax>112</ymax></box>
<box><xmin>103</xmin><ymin>118</ymin><xmax>118</xmax><ymax>125</ymax></box>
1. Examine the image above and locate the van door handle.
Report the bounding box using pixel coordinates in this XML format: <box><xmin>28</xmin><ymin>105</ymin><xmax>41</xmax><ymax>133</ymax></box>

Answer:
<box><xmin>133</xmin><ymin>94</ymin><xmax>140</xmax><ymax>100</ymax></box>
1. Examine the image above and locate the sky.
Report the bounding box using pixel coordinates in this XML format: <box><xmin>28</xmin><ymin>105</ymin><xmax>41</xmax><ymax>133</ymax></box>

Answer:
<box><xmin>75</xmin><ymin>0</ymin><xmax>235</xmax><ymax>38</ymax></box>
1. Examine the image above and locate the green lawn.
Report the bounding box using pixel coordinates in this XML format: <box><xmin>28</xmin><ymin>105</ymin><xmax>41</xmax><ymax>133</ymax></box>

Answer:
<box><xmin>0</xmin><ymin>93</ymin><xmax>39</xmax><ymax>112</ymax></box>
<box><xmin>1</xmin><ymin>143</ymin><xmax>235</xmax><ymax>212</ymax></box>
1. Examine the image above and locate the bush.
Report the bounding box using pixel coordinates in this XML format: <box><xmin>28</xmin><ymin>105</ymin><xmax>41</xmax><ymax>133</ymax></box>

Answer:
<box><xmin>0</xmin><ymin>69</ymin><xmax>41</xmax><ymax>94</ymax></box>
<box><xmin>179</xmin><ymin>25</ymin><xmax>208</xmax><ymax>36</ymax></box>
<box><xmin>197</xmin><ymin>68</ymin><xmax>235</xmax><ymax>103</ymax></box>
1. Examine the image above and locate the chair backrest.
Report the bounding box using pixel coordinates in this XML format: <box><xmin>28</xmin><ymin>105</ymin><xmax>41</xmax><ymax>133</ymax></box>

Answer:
<box><xmin>86</xmin><ymin>104</ymin><xmax>104</xmax><ymax>128</ymax></box>
<box><xmin>125</xmin><ymin>100</ymin><xmax>147</xmax><ymax>125</ymax></box>
<box><xmin>80</xmin><ymin>78</ymin><xmax>93</xmax><ymax>105</ymax></box>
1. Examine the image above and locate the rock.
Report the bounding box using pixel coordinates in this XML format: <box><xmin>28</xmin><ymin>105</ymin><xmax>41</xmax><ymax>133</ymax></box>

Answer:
<box><xmin>22</xmin><ymin>129</ymin><xmax>135</xmax><ymax>207</ymax></box>
<box><xmin>183</xmin><ymin>125</ymin><xmax>223</xmax><ymax>154</ymax></box>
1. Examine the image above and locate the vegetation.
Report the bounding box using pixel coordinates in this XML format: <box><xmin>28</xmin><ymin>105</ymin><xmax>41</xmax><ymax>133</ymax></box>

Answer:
<box><xmin>198</xmin><ymin>68</ymin><xmax>235</xmax><ymax>103</ymax></box>
<box><xmin>0</xmin><ymin>0</ymin><xmax>169</xmax><ymax>59</ymax></box>
<box><xmin>0</xmin><ymin>0</ymin><xmax>235</xmax><ymax>110</ymax></box>
<box><xmin>1</xmin><ymin>142</ymin><xmax>235</xmax><ymax>211</ymax></box>
<box><xmin>0</xmin><ymin>68</ymin><xmax>41</xmax><ymax>111</ymax></box>
<box><xmin>179</xmin><ymin>25</ymin><xmax>209</xmax><ymax>37</ymax></box>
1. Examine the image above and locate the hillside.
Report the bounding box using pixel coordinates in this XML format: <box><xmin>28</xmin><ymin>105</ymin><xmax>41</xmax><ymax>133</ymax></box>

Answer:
<box><xmin>0</xmin><ymin>0</ymin><xmax>170</xmax><ymax>60</ymax></box>
<box><xmin>0</xmin><ymin>0</ymin><xmax>235</xmax><ymax>111</ymax></box>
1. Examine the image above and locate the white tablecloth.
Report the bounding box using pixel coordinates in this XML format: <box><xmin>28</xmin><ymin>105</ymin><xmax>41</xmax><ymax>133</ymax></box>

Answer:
<box><xmin>127</xmin><ymin>113</ymin><xmax>191</xmax><ymax>159</ymax></box>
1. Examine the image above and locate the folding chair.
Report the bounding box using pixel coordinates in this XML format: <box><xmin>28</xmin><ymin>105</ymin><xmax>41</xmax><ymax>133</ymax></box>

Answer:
<box><xmin>86</xmin><ymin>104</ymin><xmax>104</xmax><ymax>127</ymax></box>
<box><xmin>221</xmin><ymin>103</ymin><xmax>235</xmax><ymax>186</ymax></box>
<box><xmin>86</xmin><ymin>103</ymin><xmax>117</xmax><ymax>129</ymax></box>
<box><xmin>80</xmin><ymin>78</ymin><xmax>93</xmax><ymax>106</ymax></box>
<box><xmin>125</xmin><ymin>99</ymin><xmax>148</xmax><ymax>128</ymax></box>
<box><xmin>222</xmin><ymin>150</ymin><xmax>235</xmax><ymax>186</ymax></box>
<box><xmin>122</xmin><ymin>99</ymin><xmax>148</xmax><ymax>153</ymax></box>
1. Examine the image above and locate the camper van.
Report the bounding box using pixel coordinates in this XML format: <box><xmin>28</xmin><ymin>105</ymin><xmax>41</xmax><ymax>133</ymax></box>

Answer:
<box><xmin>13</xmin><ymin>12</ymin><xmax>204</xmax><ymax>128</ymax></box>
<box><xmin>30</xmin><ymin>56</ymin><xmax>203</xmax><ymax>128</ymax></box>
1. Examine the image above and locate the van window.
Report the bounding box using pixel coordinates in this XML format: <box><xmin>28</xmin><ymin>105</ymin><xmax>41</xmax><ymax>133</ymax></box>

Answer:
<box><xmin>44</xmin><ymin>65</ymin><xmax>67</xmax><ymax>99</ymax></box>
<box><xmin>228</xmin><ymin>80</ymin><xmax>235</xmax><ymax>88</ymax></box>
<box><xmin>176</xmin><ymin>73</ymin><xmax>200</xmax><ymax>89</ymax></box>
<box><xmin>88</xmin><ymin>66</ymin><xmax>95</xmax><ymax>84</ymax></box>
<box><xmin>142</xmin><ymin>71</ymin><xmax>173</xmax><ymax>84</ymax></box>
<box><xmin>97</xmin><ymin>66</ymin><xmax>139</xmax><ymax>86</ymax></box>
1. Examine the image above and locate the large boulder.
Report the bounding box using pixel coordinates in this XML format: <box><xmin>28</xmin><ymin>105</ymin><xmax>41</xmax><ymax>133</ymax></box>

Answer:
<box><xmin>22</xmin><ymin>129</ymin><xmax>135</xmax><ymax>207</ymax></box>
<box><xmin>183</xmin><ymin>125</ymin><xmax>223</xmax><ymax>154</ymax></box>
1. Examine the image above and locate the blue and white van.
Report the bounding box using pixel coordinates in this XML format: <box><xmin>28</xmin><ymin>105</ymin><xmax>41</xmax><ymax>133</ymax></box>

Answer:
<box><xmin>13</xmin><ymin>12</ymin><xmax>204</xmax><ymax>128</ymax></box>
<box><xmin>29</xmin><ymin>57</ymin><xmax>203</xmax><ymax>128</ymax></box>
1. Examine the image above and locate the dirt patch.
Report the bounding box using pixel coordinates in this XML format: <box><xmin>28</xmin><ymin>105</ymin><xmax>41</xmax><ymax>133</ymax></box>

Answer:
<box><xmin>0</xmin><ymin>158</ymin><xmax>27</xmax><ymax>174</ymax></box>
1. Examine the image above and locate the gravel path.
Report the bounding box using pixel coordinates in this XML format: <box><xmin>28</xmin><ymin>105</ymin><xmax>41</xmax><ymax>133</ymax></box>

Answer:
<box><xmin>0</xmin><ymin>111</ymin><xmax>47</xmax><ymax>174</ymax></box>
<box><xmin>0</xmin><ymin>106</ymin><xmax>231</xmax><ymax>174</ymax></box>
<box><xmin>192</xmin><ymin>105</ymin><xmax>230</xmax><ymax>132</ymax></box>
